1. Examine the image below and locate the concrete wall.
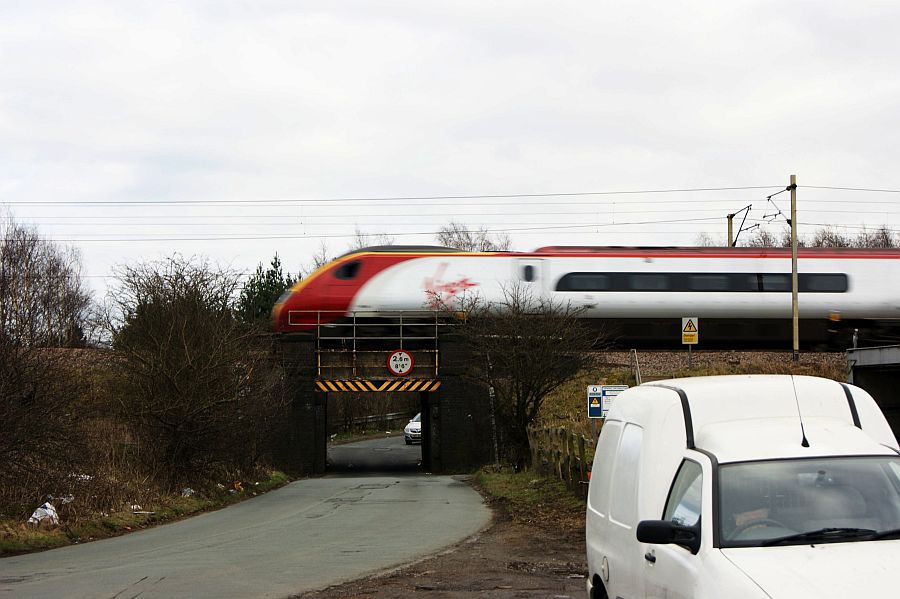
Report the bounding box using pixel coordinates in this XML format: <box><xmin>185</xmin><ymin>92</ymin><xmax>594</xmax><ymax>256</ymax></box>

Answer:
<box><xmin>276</xmin><ymin>336</ymin><xmax>327</xmax><ymax>475</ymax></box>
<box><xmin>430</xmin><ymin>335</ymin><xmax>496</xmax><ymax>472</ymax></box>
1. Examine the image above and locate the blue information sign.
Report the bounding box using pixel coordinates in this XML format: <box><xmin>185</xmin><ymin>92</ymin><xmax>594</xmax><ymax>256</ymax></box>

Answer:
<box><xmin>587</xmin><ymin>385</ymin><xmax>629</xmax><ymax>419</ymax></box>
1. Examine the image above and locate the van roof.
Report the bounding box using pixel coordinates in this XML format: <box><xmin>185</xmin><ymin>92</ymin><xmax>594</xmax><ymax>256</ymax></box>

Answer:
<box><xmin>606</xmin><ymin>375</ymin><xmax>899</xmax><ymax>463</ymax></box>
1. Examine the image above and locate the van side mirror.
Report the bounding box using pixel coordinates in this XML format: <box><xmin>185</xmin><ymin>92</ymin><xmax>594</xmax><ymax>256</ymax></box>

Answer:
<box><xmin>636</xmin><ymin>519</ymin><xmax>701</xmax><ymax>554</ymax></box>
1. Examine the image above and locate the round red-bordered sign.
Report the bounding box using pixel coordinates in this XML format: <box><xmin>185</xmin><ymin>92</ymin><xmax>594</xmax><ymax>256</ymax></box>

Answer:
<box><xmin>386</xmin><ymin>350</ymin><xmax>414</xmax><ymax>377</ymax></box>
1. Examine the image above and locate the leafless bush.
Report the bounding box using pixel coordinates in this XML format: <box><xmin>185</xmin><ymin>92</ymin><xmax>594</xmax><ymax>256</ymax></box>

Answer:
<box><xmin>104</xmin><ymin>255</ymin><xmax>288</xmax><ymax>488</ymax></box>
<box><xmin>0</xmin><ymin>344</ymin><xmax>91</xmax><ymax>518</ymax></box>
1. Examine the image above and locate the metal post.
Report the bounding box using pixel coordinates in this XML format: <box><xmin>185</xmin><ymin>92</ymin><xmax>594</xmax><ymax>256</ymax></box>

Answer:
<box><xmin>790</xmin><ymin>174</ymin><xmax>799</xmax><ymax>361</ymax></box>
<box><xmin>434</xmin><ymin>312</ymin><xmax>440</xmax><ymax>377</ymax></box>
<box><xmin>316</xmin><ymin>310</ymin><xmax>322</xmax><ymax>378</ymax></box>
<box><xmin>688</xmin><ymin>344</ymin><xmax>693</xmax><ymax>368</ymax></box>
<box><xmin>727</xmin><ymin>214</ymin><xmax>734</xmax><ymax>247</ymax></box>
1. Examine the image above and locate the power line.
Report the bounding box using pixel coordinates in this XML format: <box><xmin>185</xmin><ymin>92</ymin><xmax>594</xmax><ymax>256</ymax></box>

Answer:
<box><xmin>0</xmin><ymin>185</ymin><xmax>784</xmax><ymax>206</ymax></box>
<box><xmin>10</xmin><ymin>216</ymin><xmax>730</xmax><ymax>243</ymax></box>
<box><xmin>800</xmin><ymin>185</ymin><xmax>900</xmax><ymax>193</ymax></box>
<box><xmin>12</xmin><ymin>216</ymin><xmax>900</xmax><ymax>243</ymax></box>
<box><xmin>14</xmin><ymin>204</ymin><xmax>900</xmax><ymax>227</ymax></box>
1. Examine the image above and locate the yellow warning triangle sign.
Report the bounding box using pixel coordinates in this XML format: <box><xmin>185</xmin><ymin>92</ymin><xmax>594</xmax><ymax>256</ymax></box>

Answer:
<box><xmin>590</xmin><ymin>398</ymin><xmax>600</xmax><ymax>406</ymax></box>
<box><xmin>683</xmin><ymin>319</ymin><xmax>698</xmax><ymax>333</ymax></box>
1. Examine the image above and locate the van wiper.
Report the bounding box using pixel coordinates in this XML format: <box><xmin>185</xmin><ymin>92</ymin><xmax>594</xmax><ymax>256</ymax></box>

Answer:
<box><xmin>872</xmin><ymin>528</ymin><xmax>900</xmax><ymax>540</ymax></box>
<box><xmin>761</xmin><ymin>527</ymin><xmax>876</xmax><ymax>546</ymax></box>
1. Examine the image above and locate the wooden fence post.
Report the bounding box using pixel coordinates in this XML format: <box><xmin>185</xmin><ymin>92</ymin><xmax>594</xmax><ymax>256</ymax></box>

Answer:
<box><xmin>524</xmin><ymin>424</ymin><xmax>594</xmax><ymax>497</ymax></box>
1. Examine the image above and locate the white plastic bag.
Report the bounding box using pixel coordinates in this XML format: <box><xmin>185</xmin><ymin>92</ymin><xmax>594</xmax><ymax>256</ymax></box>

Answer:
<box><xmin>27</xmin><ymin>502</ymin><xmax>59</xmax><ymax>526</ymax></box>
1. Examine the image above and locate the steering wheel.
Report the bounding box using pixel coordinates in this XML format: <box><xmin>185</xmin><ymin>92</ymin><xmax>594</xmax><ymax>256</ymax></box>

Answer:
<box><xmin>730</xmin><ymin>518</ymin><xmax>789</xmax><ymax>539</ymax></box>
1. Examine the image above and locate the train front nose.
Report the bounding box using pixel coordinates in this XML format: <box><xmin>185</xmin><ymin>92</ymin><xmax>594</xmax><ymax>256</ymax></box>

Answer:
<box><xmin>271</xmin><ymin>288</ymin><xmax>296</xmax><ymax>332</ymax></box>
<box><xmin>272</xmin><ymin>281</ymin><xmax>328</xmax><ymax>332</ymax></box>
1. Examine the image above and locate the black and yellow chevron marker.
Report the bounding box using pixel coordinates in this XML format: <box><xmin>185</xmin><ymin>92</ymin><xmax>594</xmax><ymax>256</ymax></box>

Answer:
<box><xmin>315</xmin><ymin>379</ymin><xmax>442</xmax><ymax>392</ymax></box>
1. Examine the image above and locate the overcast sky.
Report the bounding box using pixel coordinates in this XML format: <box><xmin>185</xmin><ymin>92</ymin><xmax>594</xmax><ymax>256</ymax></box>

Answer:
<box><xmin>2</xmin><ymin>1</ymin><xmax>899</xmax><ymax>292</ymax></box>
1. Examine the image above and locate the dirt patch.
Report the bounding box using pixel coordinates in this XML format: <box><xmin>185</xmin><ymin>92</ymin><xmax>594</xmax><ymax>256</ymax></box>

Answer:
<box><xmin>298</xmin><ymin>474</ymin><xmax>587</xmax><ymax>599</ymax></box>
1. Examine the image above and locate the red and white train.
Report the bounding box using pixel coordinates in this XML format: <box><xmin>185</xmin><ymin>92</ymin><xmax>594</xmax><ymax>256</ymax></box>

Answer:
<box><xmin>272</xmin><ymin>245</ymin><xmax>900</xmax><ymax>347</ymax></box>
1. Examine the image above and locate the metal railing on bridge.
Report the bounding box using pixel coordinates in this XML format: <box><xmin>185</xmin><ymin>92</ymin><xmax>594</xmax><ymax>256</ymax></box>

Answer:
<box><xmin>288</xmin><ymin>310</ymin><xmax>458</xmax><ymax>381</ymax></box>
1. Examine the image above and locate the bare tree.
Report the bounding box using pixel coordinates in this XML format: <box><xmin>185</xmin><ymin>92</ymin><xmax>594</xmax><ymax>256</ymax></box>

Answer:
<box><xmin>347</xmin><ymin>226</ymin><xmax>395</xmax><ymax>251</ymax></box>
<box><xmin>854</xmin><ymin>225</ymin><xmax>897</xmax><ymax>248</ymax></box>
<box><xmin>743</xmin><ymin>228</ymin><xmax>782</xmax><ymax>248</ymax></box>
<box><xmin>105</xmin><ymin>255</ymin><xmax>287</xmax><ymax>487</ymax></box>
<box><xmin>739</xmin><ymin>224</ymin><xmax>897</xmax><ymax>249</ymax></box>
<box><xmin>695</xmin><ymin>232</ymin><xmax>724</xmax><ymax>247</ymax></box>
<box><xmin>810</xmin><ymin>226</ymin><xmax>852</xmax><ymax>248</ymax></box>
<box><xmin>436</xmin><ymin>221</ymin><xmax>512</xmax><ymax>252</ymax></box>
<box><xmin>300</xmin><ymin>229</ymin><xmax>396</xmax><ymax>278</ymax></box>
<box><xmin>445</xmin><ymin>284</ymin><xmax>597</xmax><ymax>467</ymax></box>
<box><xmin>300</xmin><ymin>240</ymin><xmax>334</xmax><ymax>278</ymax></box>
<box><xmin>1</xmin><ymin>215</ymin><xmax>92</xmax><ymax>347</ymax></box>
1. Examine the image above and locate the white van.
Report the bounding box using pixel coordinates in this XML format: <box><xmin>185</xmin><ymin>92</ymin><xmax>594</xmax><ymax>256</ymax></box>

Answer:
<box><xmin>586</xmin><ymin>375</ymin><xmax>900</xmax><ymax>599</ymax></box>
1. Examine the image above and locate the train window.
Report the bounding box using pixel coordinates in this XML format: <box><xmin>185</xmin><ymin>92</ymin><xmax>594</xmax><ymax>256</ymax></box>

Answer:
<box><xmin>801</xmin><ymin>273</ymin><xmax>849</xmax><ymax>292</ymax></box>
<box><xmin>556</xmin><ymin>273</ymin><xmax>610</xmax><ymax>291</ymax></box>
<box><xmin>689</xmin><ymin>274</ymin><xmax>730</xmax><ymax>291</ymax></box>
<box><xmin>334</xmin><ymin>260</ymin><xmax>361</xmax><ymax>280</ymax></box>
<box><xmin>553</xmin><ymin>271</ymin><xmax>849</xmax><ymax>293</ymax></box>
<box><xmin>629</xmin><ymin>273</ymin><xmax>668</xmax><ymax>291</ymax></box>
<box><xmin>522</xmin><ymin>265</ymin><xmax>535</xmax><ymax>282</ymax></box>
<box><xmin>759</xmin><ymin>273</ymin><xmax>791</xmax><ymax>292</ymax></box>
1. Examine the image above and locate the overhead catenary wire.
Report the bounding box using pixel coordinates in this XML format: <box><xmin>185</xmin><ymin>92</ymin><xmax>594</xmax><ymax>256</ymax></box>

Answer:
<box><xmin>12</xmin><ymin>204</ymin><xmax>900</xmax><ymax>228</ymax></box>
<box><xmin>799</xmin><ymin>185</ymin><xmax>900</xmax><ymax>193</ymax></box>
<box><xmin>1</xmin><ymin>185</ymin><xmax>785</xmax><ymax>206</ymax></box>
<box><xmin>5</xmin><ymin>182</ymin><xmax>899</xmax><ymax>251</ymax></box>
<box><xmin>7</xmin><ymin>216</ymin><xmax>734</xmax><ymax>242</ymax></box>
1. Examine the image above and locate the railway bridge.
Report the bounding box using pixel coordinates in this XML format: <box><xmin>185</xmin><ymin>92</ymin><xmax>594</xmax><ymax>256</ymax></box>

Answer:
<box><xmin>275</xmin><ymin>312</ymin><xmax>495</xmax><ymax>474</ymax></box>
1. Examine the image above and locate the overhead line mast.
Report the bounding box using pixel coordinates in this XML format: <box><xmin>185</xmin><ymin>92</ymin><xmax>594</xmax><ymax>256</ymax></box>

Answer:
<box><xmin>791</xmin><ymin>174</ymin><xmax>799</xmax><ymax>361</ymax></box>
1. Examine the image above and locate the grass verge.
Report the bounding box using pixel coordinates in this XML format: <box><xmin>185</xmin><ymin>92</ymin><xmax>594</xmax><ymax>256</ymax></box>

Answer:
<box><xmin>0</xmin><ymin>470</ymin><xmax>291</xmax><ymax>557</ymax></box>
<box><xmin>473</xmin><ymin>467</ymin><xmax>585</xmax><ymax>530</ymax></box>
<box><xmin>328</xmin><ymin>429</ymin><xmax>404</xmax><ymax>445</ymax></box>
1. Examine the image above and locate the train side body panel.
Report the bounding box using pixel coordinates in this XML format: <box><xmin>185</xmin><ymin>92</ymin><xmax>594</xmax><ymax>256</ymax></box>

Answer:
<box><xmin>346</xmin><ymin>252</ymin><xmax>900</xmax><ymax>320</ymax></box>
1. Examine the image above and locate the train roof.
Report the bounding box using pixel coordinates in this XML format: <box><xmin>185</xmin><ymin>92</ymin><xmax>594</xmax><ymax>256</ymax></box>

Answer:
<box><xmin>335</xmin><ymin>245</ymin><xmax>900</xmax><ymax>260</ymax></box>
<box><xmin>337</xmin><ymin>245</ymin><xmax>461</xmax><ymax>258</ymax></box>
<box><xmin>533</xmin><ymin>246</ymin><xmax>900</xmax><ymax>257</ymax></box>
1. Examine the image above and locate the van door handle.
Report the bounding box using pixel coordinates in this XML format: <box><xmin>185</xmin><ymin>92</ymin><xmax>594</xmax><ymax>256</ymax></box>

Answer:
<box><xmin>644</xmin><ymin>551</ymin><xmax>656</xmax><ymax>563</ymax></box>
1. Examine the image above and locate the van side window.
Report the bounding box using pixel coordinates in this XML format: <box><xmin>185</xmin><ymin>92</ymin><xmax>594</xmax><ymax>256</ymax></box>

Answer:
<box><xmin>609</xmin><ymin>423</ymin><xmax>643</xmax><ymax>526</ymax></box>
<box><xmin>664</xmin><ymin>460</ymin><xmax>703</xmax><ymax>527</ymax></box>
<box><xmin>522</xmin><ymin>264</ymin><xmax>535</xmax><ymax>282</ymax></box>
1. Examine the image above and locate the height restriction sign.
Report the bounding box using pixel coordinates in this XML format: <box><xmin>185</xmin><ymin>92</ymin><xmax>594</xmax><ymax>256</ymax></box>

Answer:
<box><xmin>386</xmin><ymin>350</ymin><xmax>414</xmax><ymax>376</ymax></box>
<box><xmin>682</xmin><ymin>317</ymin><xmax>699</xmax><ymax>345</ymax></box>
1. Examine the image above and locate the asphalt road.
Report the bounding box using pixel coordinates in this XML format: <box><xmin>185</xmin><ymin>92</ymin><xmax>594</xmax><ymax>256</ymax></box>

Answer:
<box><xmin>0</xmin><ymin>437</ymin><xmax>489</xmax><ymax>599</ymax></box>
<box><xmin>327</xmin><ymin>434</ymin><xmax>423</xmax><ymax>474</ymax></box>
